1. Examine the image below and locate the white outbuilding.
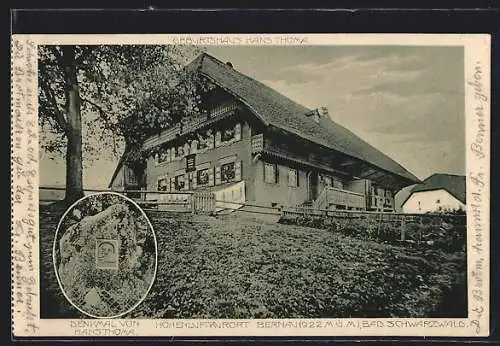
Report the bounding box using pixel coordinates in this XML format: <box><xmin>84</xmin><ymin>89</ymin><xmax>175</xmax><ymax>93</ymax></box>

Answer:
<box><xmin>401</xmin><ymin>173</ymin><xmax>466</xmax><ymax>214</ymax></box>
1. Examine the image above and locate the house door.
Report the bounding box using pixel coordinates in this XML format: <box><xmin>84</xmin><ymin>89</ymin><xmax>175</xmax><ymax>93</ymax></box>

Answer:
<box><xmin>307</xmin><ymin>171</ymin><xmax>318</xmax><ymax>201</ymax></box>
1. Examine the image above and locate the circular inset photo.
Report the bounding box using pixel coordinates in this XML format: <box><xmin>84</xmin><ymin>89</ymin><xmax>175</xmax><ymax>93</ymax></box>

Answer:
<box><xmin>53</xmin><ymin>192</ymin><xmax>157</xmax><ymax>318</ymax></box>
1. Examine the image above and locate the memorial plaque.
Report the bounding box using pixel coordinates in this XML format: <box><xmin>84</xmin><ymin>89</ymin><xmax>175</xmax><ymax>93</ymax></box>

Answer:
<box><xmin>95</xmin><ymin>239</ymin><xmax>120</xmax><ymax>270</ymax></box>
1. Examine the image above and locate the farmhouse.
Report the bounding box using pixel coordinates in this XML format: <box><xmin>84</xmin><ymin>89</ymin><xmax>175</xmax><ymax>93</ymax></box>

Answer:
<box><xmin>401</xmin><ymin>173</ymin><xmax>466</xmax><ymax>213</ymax></box>
<box><xmin>109</xmin><ymin>53</ymin><xmax>420</xmax><ymax>212</ymax></box>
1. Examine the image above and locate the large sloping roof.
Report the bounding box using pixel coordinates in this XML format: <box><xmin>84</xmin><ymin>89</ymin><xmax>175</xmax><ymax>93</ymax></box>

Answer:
<box><xmin>408</xmin><ymin>173</ymin><xmax>466</xmax><ymax>204</ymax></box>
<box><xmin>192</xmin><ymin>53</ymin><xmax>420</xmax><ymax>185</ymax></box>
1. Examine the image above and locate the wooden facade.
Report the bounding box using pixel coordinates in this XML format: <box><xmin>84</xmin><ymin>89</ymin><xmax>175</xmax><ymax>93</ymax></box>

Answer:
<box><xmin>109</xmin><ymin>53</ymin><xmax>419</xmax><ymax>212</ymax></box>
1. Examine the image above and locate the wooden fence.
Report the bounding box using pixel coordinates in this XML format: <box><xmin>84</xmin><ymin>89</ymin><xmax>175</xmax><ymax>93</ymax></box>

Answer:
<box><xmin>39</xmin><ymin>187</ymin><xmax>216</xmax><ymax>214</ymax></box>
<box><xmin>40</xmin><ymin>187</ymin><xmax>467</xmax><ymax>228</ymax></box>
<box><xmin>280</xmin><ymin>204</ymin><xmax>466</xmax><ymax>250</ymax></box>
<box><xmin>281</xmin><ymin>204</ymin><xmax>466</xmax><ymax>223</ymax></box>
<box><xmin>191</xmin><ymin>191</ymin><xmax>216</xmax><ymax>213</ymax></box>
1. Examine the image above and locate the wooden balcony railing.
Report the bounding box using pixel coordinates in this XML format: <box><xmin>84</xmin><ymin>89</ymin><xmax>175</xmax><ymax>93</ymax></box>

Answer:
<box><xmin>143</xmin><ymin>123</ymin><xmax>181</xmax><ymax>150</ymax></box>
<box><xmin>143</xmin><ymin>102</ymin><xmax>240</xmax><ymax>150</ymax></box>
<box><xmin>369</xmin><ymin>195</ymin><xmax>394</xmax><ymax>210</ymax></box>
<box><xmin>314</xmin><ymin>187</ymin><xmax>366</xmax><ymax>210</ymax></box>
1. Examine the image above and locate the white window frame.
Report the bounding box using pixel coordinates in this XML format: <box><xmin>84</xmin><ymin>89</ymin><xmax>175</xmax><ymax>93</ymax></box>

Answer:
<box><xmin>174</xmin><ymin>174</ymin><xmax>185</xmax><ymax>191</ymax></box>
<box><xmin>157</xmin><ymin>176</ymin><xmax>166</xmax><ymax>191</ymax></box>
<box><xmin>196</xmin><ymin>167</ymin><xmax>210</xmax><ymax>186</ymax></box>
<box><xmin>220</xmin><ymin>161</ymin><xmax>236</xmax><ymax>184</ymax></box>
<box><xmin>288</xmin><ymin>168</ymin><xmax>299</xmax><ymax>187</ymax></box>
<box><xmin>264</xmin><ymin>163</ymin><xmax>278</xmax><ymax>184</ymax></box>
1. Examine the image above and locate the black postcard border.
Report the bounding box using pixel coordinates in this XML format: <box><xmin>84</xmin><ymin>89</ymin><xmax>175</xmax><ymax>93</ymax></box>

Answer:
<box><xmin>8</xmin><ymin>5</ymin><xmax>500</xmax><ymax>345</ymax></box>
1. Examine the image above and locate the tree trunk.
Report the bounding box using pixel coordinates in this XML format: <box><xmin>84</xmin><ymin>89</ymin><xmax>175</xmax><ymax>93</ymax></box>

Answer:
<box><xmin>63</xmin><ymin>46</ymin><xmax>84</xmax><ymax>205</ymax></box>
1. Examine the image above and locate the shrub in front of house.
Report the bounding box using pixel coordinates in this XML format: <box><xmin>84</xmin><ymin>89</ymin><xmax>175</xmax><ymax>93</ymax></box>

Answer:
<box><xmin>278</xmin><ymin>212</ymin><xmax>466</xmax><ymax>253</ymax></box>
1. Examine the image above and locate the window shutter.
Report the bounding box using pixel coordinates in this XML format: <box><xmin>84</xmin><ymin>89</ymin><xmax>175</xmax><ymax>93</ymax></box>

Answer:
<box><xmin>166</xmin><ymin>176</ymin><xmax>171</xmax><ymax>192</ymax></box>
<box><xmin>215</xmin><ymin>131</ymin><xmax>221</xmax><ymax>147</ymax></box>
<box><xmin>235</xmin><ymin>160</ymin><xmax>242</xmax><ymax>181</ymax></box>
<box><xmin>191</xmin><ymin>140</ymin><xmax>198</xmax><ymax>154</ymax></box>
<box><xmin>215</xmin><ymin>166</ymin><xmax>221</xmax><ymax>185</ymax></box>
<box><xmin>208</xmin><ymin>167</ymin><xmax>215</xmax><ymax>186</ymax></box>
<box><xmin>166</xmin><ymin>149</ymin><xmax>171</xmax><ymax>163</ymax></box>
<box><xmin>234</xmin><ymin>123</ymin><xmax>241</xmax><ymax>141</ymax></box>
<box><xmin>184</xmin><ymin>143</ymin><xmax>190</xmax><ymax>157</ymax></box>
<box><xmin>207</xmin><ymin>135</ymin><xmax>214</xmax><ymax>149</ymax></box>
<box><xmin>184</xmin><ymin>173</ymin><xmax>189</xmax><ymax>190</ymax></box>
<box><xmin>191</xmin><ymin>172</ymin><xmax>197</xmax><ymax>189</ymax></box>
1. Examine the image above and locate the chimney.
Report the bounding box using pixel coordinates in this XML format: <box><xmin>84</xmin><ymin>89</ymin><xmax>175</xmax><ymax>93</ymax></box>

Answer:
<box><xmin>305</xmin><ymin>107</ymin><xmax>328</xmax><ymax>124</ymax></box>
<box><xmin>318</xmin><ymin>106</ymin><xmax>329</xmax><ymax>118</ymax></box>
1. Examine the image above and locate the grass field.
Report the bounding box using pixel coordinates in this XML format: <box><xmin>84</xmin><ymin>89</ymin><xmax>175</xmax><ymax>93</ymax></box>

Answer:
<box><xmin>40</xmin><ymin>209</ymin><xmax>467</xmax><ymax>319</ymax></box>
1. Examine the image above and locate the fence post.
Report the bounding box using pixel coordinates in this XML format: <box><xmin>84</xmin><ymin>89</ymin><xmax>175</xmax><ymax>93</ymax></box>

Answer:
<box><xmin>211</xmin><ymin>192</ymin><xmax>216</xmax><ymax>213</ymax></box>
<box><xmin>400</xmin><ymin>217</ymin><xmax>406</xmax><ymax>241</ymax></box>
<box><xmin>191</xmin><ymin>193</ymin><xmax>196</xmax><ymax>215</ymax></box>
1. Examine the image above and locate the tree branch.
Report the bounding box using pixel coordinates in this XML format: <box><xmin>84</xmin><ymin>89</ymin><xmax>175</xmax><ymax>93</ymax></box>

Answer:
<box><xmin>39</xmin><ymin>75</ymin><xmax>69</xmax><ymax>136</ymax></box>
<box><xmin>80</xmin><ymin>97</ymin><xmax>117</xmax><ymax>133</ymax></box>
<box><xmin>75</xmin><ymin>46</ymin><xmax>93</xmax><ymax>66</ymax></box>
<box><xmin>80</xmin><ymin>97</ymin><xmax>107</xmax><ymax>117</ymax></box>
<box><xmin>48</xmin><ymin>46</ymin><xmax>64</xmax><ymax>65</ymax></box>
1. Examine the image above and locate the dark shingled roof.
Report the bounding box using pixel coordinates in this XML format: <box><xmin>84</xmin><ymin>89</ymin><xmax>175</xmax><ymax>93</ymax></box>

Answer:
<box><xmin>192</xmin><ymin>53</ymin><xmax>420</xmax><ymax>184</ymax></box>
<box><xmin>409</xmin><ymin>173</ymin><xmax>466</xmax><ymax>204</ymax></box>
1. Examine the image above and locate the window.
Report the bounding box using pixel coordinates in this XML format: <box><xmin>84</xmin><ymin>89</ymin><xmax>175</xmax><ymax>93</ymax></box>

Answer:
<box><xmin>174</xmin><ymin>175</ymin><xmax>185</xmax><ymax>191</ymax></box>
<box><xmin>157</xmin><ymin>177</ymin><xmax>169</xmax><ymax>191</ymax></box>
<box><xmin>215</xmin><ymin>123</ymin><xmax>241</xmax><ymax>147</ymax></box>
<box><xmin>198</xmin><ymin>140</ymin><xmax>207</xmax><ymax>151</ymax></box>
<box><xmin>288</xmin><ymin>169</ymin><xmax>299</xmax><ymax>187</ymax></box>
<box><xmin>221</xmin><ymin>162</ymin><xmax>236</xmax><ymax>183</ymax></box>
<box><xmin>177</xmin><ymin>146</ymin><xmax>184</xmax><ymax>158</ymax></box>
<box><xmin>125</xmin><ymin>167</ymin><xmax>137</xmax><ymax>184</ymax></box>
<box><xmin>158</xmin><ymin>148</ymin><xmax>170</xmax><ymax>164</ymax></box>
<box><xmin>197</xmin><ymin>168</ymin><xmax>210</xmax><ymax>186</ymax></box>
<box><xmin>264</xmin><ymin>163</ymin><xmax>278</xmax><ymax>184</ymax></box>
<box><xmin>198</xmin><ymin>135</ymin><xmax>212</xmax><ymax>151</ymax></box>
<box><xmin>222</xmin><ymin>127</ymin><xmax>235</xmax><ymax>142</ymax></box>
<box><xmin>436</xmin><ymin>199</ymin><xmax>441</xmax><ymax>204</ymax></box>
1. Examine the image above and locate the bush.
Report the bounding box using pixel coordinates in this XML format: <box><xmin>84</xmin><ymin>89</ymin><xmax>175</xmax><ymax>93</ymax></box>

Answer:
<box><xmin>278</xmin><ymin>212</ymin><xmax>466</xmax><ymax>253</ymax></box>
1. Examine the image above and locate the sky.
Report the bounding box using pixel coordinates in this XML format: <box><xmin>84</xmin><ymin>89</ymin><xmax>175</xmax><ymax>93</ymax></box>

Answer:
<box><xmin>40</xmin><ymin>45</ymin><xmax>465</xmax><ymax>189</ymax></box>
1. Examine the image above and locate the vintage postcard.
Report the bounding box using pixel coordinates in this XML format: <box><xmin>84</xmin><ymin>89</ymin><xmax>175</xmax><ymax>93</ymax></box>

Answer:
<box><xmin>11</xmin><ymin>34</ymin><xmax>490</xmax><ymax>337</ymax></box>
